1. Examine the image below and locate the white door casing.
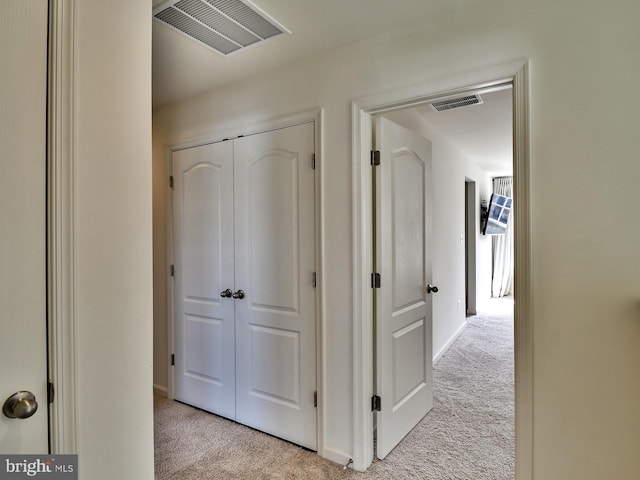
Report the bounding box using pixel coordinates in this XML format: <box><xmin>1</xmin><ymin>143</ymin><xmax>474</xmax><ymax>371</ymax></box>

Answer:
<box><xmin>234</xmin><ymin>123</ymin><xmax>317</xmax><ymax>450</ymax></box>
<box><xmin>374</xmin><ymin>117</ymin><xmax>434</xmax><ymax>459</ymax></box>
<box><xmin>172</xmin><ymin>122</ymin><xmax>317</xmax><ymax>450</ymax></box>
<box><xmin>352</xmin><ymin>62</ymin><xmax>530</xmax><ymax>474</ymax></box>
<box><xmin>172</xmin><ymin>141</ymin><xmax>236</xmax><ymax>418</ymax></box>
<box><xmin>0</xmin><ymin>0</ymin><xmax>49</xmax><ymax>453</ymax></box>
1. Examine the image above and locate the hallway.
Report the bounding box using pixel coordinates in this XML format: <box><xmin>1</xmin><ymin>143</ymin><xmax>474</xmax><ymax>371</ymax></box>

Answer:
<box><xmin>154</xmin><ymin>300</ymin><xmax>514</xmax><ymax>479</ymax></box>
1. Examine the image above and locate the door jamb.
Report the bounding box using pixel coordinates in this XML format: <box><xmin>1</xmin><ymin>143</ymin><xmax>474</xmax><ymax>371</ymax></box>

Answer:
<box><xmin>48</xmin><ymin>0</ymin><xmax>78</xmax><ymax>454</ymax></box>
<box><xmin>351</xmin><ymin>60</ymin><xmax>532</xmax><ymax>478</ymax></box>
<box><xmin>165</xmin><ymin>108</ymin><xmax>326</xmax><ymax>457</ymax></box>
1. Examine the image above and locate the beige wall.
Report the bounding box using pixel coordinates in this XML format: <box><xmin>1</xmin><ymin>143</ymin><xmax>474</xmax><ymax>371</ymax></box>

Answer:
<box><xmin>153</xmin><ymin>0</ymin><xmax>640</xmax><ymax>477</ymax></box>
<box><xmin>75</xmin><ymin>1</ymin><xmax>154</xmax><ymax>478</ymax></box>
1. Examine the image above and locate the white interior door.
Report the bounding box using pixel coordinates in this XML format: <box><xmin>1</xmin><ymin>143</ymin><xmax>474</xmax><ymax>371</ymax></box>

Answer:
<box><xmin>234</xmin><ymin>123</ymin><xmax>317</xmax><ymax>450</ymax></box>
<box><xmin>0</xmin><ymin>0</ymin><xmax>49</xmax><ymax>453</ymax></box>
<box><xmin>172</xmin><ymin>141</ymin><xmax>236</xmax><ymax>419</ymax></box>
<box><xmin>375</xmin><ymin>116</ymin><xmax>434</xmax><ymax>459</ymax></box>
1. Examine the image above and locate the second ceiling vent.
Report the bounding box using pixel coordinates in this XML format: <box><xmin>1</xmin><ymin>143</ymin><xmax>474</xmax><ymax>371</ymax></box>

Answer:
<box><xmin>154</xmin><ymin>0</ymin><xmax>290</xmax><ymax>56</ymax></box>
<box><xmin>430</xmin><ymin>94</ymin><xmax>483</xmax><ymax>112</ymax></box>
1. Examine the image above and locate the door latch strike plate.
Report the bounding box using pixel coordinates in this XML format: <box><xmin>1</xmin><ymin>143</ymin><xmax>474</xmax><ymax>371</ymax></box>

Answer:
<box><xmin>47</xmin><ymin>381</ymin><xmax>55</xmax><ymax>404</ymax></box>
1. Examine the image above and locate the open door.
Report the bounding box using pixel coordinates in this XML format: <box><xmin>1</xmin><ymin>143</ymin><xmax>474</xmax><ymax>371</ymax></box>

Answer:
<box><xmin>0</xmin><ymin>0</ymin><xmax>49</xmax><ymax>453</ymax></box>
<box><xmin>374</xmin><ymin>117</ymin><xmax>434</xmax><ymax>459</ymax></box>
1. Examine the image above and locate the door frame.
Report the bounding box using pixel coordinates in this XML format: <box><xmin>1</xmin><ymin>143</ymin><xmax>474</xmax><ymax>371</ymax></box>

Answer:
<box><xmin>165</xmin><ymin>108</ymin><xmax>326</xmax><ymax>456</ymax></box>
<box><xmin>350</xmin><ymin>60</ymin><xmax>532</xmax><ymax>477</ymax></box>
<box><xmin>48</xmin><ymin>0</ymin><xmax>78</xmax><ymax>454</ymax></box>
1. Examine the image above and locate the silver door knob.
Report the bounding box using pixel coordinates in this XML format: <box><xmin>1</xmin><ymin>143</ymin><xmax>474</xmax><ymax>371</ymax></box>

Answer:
<box><xmin>220</xmin><ymin>289</ymin><xmax>233</xmax><ymax>298</ymax></box>
<box><xmin>3</xmin><ymin>391</ymin><xmax>38</xmax><ymax>419</ymax></box>
<box><xmin>232</xmin><ymin>289</ymin><xmax>245</xmax><ymax>299</ymax></box>
<box><xmin>427</xmin><ymin>284</ymin><xmax>439</xmax><ymax>294</ymax></box>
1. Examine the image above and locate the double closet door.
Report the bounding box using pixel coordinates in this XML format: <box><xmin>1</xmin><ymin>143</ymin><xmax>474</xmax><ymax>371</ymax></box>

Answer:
<box><xmin>172</xmin><ymin>122</ymin><xmax>317</xmax><ymax>450</ymax></box>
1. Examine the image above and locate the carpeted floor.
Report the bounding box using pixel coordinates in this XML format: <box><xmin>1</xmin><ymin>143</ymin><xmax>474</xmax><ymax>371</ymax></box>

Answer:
<box><xmin>154</xmin><ymin>308</ymin><xmax>514</xmax><ymax>479</ymax></box>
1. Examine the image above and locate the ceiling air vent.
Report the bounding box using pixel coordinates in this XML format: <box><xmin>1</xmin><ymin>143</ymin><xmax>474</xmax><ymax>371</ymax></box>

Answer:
<box><xmin>430</xmin><ymin>94</ymin><xmax>483</xmax><ymax>112</ymax></box>
<box><xmin>153</xmin><ymin>0</ymin><xmax>290</xmax><ymax>56</ymax></box>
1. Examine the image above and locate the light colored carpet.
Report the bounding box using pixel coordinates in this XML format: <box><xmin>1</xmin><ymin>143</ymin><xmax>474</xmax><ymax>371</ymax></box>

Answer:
<box><xmin>154</xmin><ymin>311</ymin><xmax>514</xmax><ymax>479</ymax></box>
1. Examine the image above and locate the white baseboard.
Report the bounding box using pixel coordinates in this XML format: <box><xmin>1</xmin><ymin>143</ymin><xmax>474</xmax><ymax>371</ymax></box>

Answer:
<box><xmin>433</xmin><ymin>321</ymin><xmax>467</xmax><ymax>364</ymax></box>
<box><xmin>153</xmin><ymin>384</ymin><xmax>168</xmax><ymax>398</ymax></box>
<box><xmin>322</xmin><ymin>446</ymin><xmax>353</xmax><ymax>469</ymax></box>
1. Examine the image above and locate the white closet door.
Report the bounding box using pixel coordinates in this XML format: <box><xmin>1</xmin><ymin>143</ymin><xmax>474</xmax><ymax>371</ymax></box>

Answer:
<box><xmin>173</xmin><ymin>141</ymin><xmax>236</xmax><ymax>419</ymax></box>
<box><xmin>375</xmin><ymin>117</ymin><xmax>434</xmax><ymax>459</ymax></box>
<box><xmin>234</xmin><ymin>123</ymin><xmax>317</xmax><ymax>450</ymax></box>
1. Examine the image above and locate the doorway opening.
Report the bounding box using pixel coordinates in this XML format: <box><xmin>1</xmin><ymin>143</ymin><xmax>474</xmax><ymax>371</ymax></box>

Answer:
<box><xmin>465</xmin><ymin>179</ymin><xmax>477</xmax><ymax>317</ymax></box>
<box><xmin>370</xmin><ymin>85</ymin><xmax>513</xmax><ymax>468</ymax></box>
<box><xmin>351</xmin><ymin>61</ymin><xmax>531</xmax><ymax>477</ymax></box>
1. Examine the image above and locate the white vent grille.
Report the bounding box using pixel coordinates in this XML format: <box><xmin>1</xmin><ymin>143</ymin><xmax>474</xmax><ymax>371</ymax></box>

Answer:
<box><xmin>430</xmin><ymin>95</ymin><xmax>483</xmax><ymax>112</ymax></box>
<box><xmin>154</xmin><ymin>0</ymin><xmax>289</xmax><ymax>56</ymax></box>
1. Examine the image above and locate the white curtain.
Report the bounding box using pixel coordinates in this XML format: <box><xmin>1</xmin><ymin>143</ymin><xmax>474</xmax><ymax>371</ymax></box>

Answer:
<box><xmin>492</xmin><ymin>177</ymin><xmax>514</xmax><ymax>297</ymax></box>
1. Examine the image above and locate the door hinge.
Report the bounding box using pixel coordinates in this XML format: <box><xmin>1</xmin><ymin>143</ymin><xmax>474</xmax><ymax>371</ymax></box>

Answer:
<box><xmin>47</xmin><ymin>381</ymin><xmax>55</xmax><ymax>404</ymax></box>
<box><xmin>312</xmin><ymin>153</ymin><xmax>316</xmax><ymax>170</ymax></box>
<box><xmin>170</xmin><ymin>265</ymin><xmax>175</xmax><ymax>277</ymax></box>
<box><xmin>371</xmin><ymin>395</ymin><xmax>381</xmax><ymax>412</ymax></box>
<box><xmin>371</xmin><ymin>150</ymin><xmax>381</xmax><ymax>166</ymax></box>
<box><xmin>314</xmin><ymin>391</ymin><xmax>318</xmax><ymax>408</ymax></box>
<box><xmin>171</xmin><ymin>354</ymin><xmax>175</xmax><ymax>366</ymax></box>
<box><xmin>371</xmin><ymin>272</ymin><xmax>381</xmax><ymax>289</ymax></box>
<box><xmin>169</xmin><ymin>175</ymin><xmax>174</xmax><ymax>189</ymax></box>
<box><xmin>312</xmin><ymin>272</ymin><xmax>317</xmax><ymax>288</ymax></box>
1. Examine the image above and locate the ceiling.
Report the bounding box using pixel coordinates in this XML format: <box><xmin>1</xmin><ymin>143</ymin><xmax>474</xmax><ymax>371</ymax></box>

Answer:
<box><xmin>152</xmin><ymin>0</ymin><xmax>512</xmax><ymax>176</ymax></box>
<box><xmin>152</xmin><ymin>0</ymin><xmax>481</xmax><ymax>108</ymax></box>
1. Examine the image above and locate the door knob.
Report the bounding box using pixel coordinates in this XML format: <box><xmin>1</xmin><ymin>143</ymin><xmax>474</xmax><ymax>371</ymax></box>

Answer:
<box><xmin>427</xmin><ymin>284</ymin><xmax>439</xmax><ymax>294</ymax></box>
<box><xmin>220</xmin><ymin>288</ymin><xmax>232</xmax><ymax>298</ymax></box>
<box><xmin>232</xmin><ymin>289</ymin><xmax>245</xmax><ymax>299</ymax></box>
<box><xmin>3</xmin><ymin>391</ymin><xmax>38</xmax><ymax>419</ymax></box>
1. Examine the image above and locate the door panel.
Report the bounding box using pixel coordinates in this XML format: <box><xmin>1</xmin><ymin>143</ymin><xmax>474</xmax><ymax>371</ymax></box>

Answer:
<box><xmin>0</xmin><ymin>0</ymin><xmax>49</xmax><ymax>453</ymax></box>
<box><xmin>173</xmin><ymin>141</ymin><xmax>236</xmax><ymax>419</ymax></box>
<box><xmin>375</xmin><ymin>117</ymin><xmax>433</xmax><ymax>459</ymax></box>
<box><xmin>392</xmin><ymin>319</ymin><xmax>426</xmax><ymax>404</ymax></box>
<box><xmin>245</xmin><ymin>150</ymin><xmax>299</xmax><ymax>311</ymax></box>
<box><xmin>234</xmin><ymin>123</ymin><xmax>317</xmax><ymax>450</ymax></box>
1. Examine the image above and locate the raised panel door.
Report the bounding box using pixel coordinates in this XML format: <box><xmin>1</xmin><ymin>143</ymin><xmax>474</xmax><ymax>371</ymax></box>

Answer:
<box><xmin>233</xmin><ymin>123</ymin><xmax>317</xmax><ymax>450</ymax></box>
<box><xmin>375</xmin><ymin>117</ymin><xmax>434</xmax><ymax>459</ymax></box>
<box><xmin>172</xmin><ymin>141</ymin><xmax>236</xmax><ymax>419</ymax></box>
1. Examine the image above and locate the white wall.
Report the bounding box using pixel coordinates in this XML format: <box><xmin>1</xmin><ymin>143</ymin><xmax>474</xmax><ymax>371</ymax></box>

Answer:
<box><xmin>75</xmin><ymin>1</ymin><xmax>154</xmax><ymax>478</ymax></box>
<box><xmin>380</xmin><ymin>108</ymin><xmax>493</xmax><ymax>359</ymax></box>
<box><xmin>153</xmin><ymin>1</ymin><xmax>640</xmax><ymax>477</ymax></box>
